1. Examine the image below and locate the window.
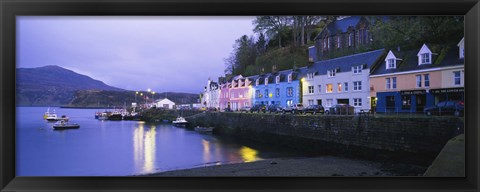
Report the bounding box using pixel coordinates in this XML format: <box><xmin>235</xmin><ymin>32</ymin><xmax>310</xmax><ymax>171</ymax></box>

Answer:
<box><xmin>392</xmin><ymin>77</ymin><xmax>397</xmax><ymax>89</ymax></box>
<box><xmin>353</xmin><ymin>81</ymin><xmax>362</xmax><ymax>91</ymax></box>
<box><xmin>402</xmin><ymin>96</ymin><xmax>411</xmax><ymax>110</ymax></box>
<box><xmin>337</xmin><ymin>36</ymin><xmax>341</xmax><ymax>48</ymax></box>
<box><xmin>265</xmin><ymin>77</ymin><xmax>269</xmax><ymax>85</ymax></box>
<box><xmin>276</xmin><ymin>76</ymin><xmax>280</xmax><ymax>84</ymax></box>
<box><xmin>386</xmin><ymin>78</ymin><xmax>391</xmax><ymax>89</ymax></box>
<box><xmin>461</xmin><ymin>48</ymin><xmax>464</xmax><ymax>58</ymax></box>
<box><xmin>328</xmin><ymin>69</ymin><xmax>336</xmax><ymax>77</ymax></box>
<box><xmin>353</xmin><ymin>98</ymin><xmax>362</xmax><ymax>107</ymax></box>
<box><xmin>416</xmin><ymin>75</ymin><xmax>422</xmax><ymax>87</ymax></box>
<box><xmin>420</xmin><ymin>53</ymin><xmax>431</xmax><ymax>64</ymax></box>
<box><xmin>326</xmin><ymin>99</ymin><xmax>333</xmax><ymax>107</ymax></box>
<box><xmin>387</xmin><ymin>59</ymin><xmax>395</xmax><ymax>69</ymax></box>
<box><xmin>337</xmin><ymin>83</ymin><xmax>342</xmax><ymax>92</ymax></box>
<box><xmin>287</xmin><ymin>99</ymin><xmax>293</xmax><ymax>107</ymax></box>
<box><xmin>323</xmin><ymin>38</ymin><xmax>327</xmax><ymax>49</ymax></box>
<box><xmin>318</xmin><ymin>85</ymin><xmax>321</xmax><ymax>93</ymax></box>
<box><xmin>308</xmin><ymin>86</ymin><xmax>314</xmax><ymax>94</ymax></box>
<box><xmin>454</xmin><ymin>71</ymin><xmax>461</xmax><ymax>85</ymax></box>
<box><xmin>353</xmin><ymin>65</ymin><xmax>362</xmax><ymax>74</ymax></box>
<box><xmin>328</xmin><ymin>37</ymin><xmax>331</xmax><ymax>49</ymax></box>
<box><xmin>275</xmin><ymin>88</ymin><xmax>280</xmax><ymax>97</ymax></box>
<box><xmin>264</xmin><ymin>89</ymin><xmax>269</xmax><ymax>98</ymax></box>
<box><xmin>344</xmin><ymin>82</ymin><xmax>348</xmax><ymax>92</ymax></box>
<box><xmin>288</xmin><ymin>74</ymin><xmax>292</xmax><ymax>82</ymax></box>
<box><xmin>245</xmin><ymin>102</ymin><xmax>249</xmax><ymax>107</ymax></box>
<box><xmin>348</xmin><ymin>33</ymin><xmax>353</xmax><ymax>47</ymax></box>
<box><xmin>255</xmin><ymin>90</ymin><xmax>260</xmax><ymax>98</ymax></box>
<box><xmin>256</xmin><ymin>79</ymin><xmax>259</xmax><ymax>86</ymax></box>
<box><xmin>307</xmin><ymin>73</ymin><xmax>314</xmax><ymax>79</ymax></box>
<box><xmin>308</xmin><ymin>99</ymin><xmax>314</xmax><ymax>106</ymax></box>
<box><xmin>287</xmin><ymin>87</ymin><xmax>293</xmax><ymax>97</ymax></box>
<box><xmin>326</xmin><ymin>84</ymin><xmax>333</xmax><ymax>93</ymax></box>
<box><xmin>424</xmin><ymin>74</ymin><xmax>430</xmax><ymax>87</ymax></box>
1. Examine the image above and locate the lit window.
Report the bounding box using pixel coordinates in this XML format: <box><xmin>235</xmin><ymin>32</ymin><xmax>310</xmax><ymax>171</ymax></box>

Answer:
<box><xmin>256</xmin><ymin>79</ymin><xmax>259</xmax><ymax>86</ymax></box>
<box><xmin>337</xmin><ymin>83</ymin><xmax>342</xmax><ymax>92</ymax></box>
<box><xmin>353</xmin><ymin>81</ymin><xmax>362</xmax><ymax>91</ymax></box>
<box><xmin>265</xmin><ymin>78</ymin><xmax>269</xmax><ymax>85</ymax></box>
<box><xmin>454</xmin><ymin>71</ymin><xmax>461</xmax><ymax>85</ymax></box>
<box><xmin>344</xmin><ymin>82</ymin><xmax>348</xmax><ymax>92</ymax></box>
<box><xmin>353</xmin><ymin>98</ymin><xmax>362</xmax><ymax>107</ymax></box>
<box><xmin>308</xmin><ymin>86</ymin><xmax>314</xmax><ymax>94</ymax></box>
<box><xmin>424</xmin><ymin>74</ymin><xmax>430</xmax><ymax>87</ymax></box>
<box><xmin>416</xmin><ymin>75</ymin><xmax>422</xmax><ymax>87</ymax></box>
<box><xmin>326</xmin><ymin>84</ymin><xmax>333</xmax><ymax>93</ymax></box>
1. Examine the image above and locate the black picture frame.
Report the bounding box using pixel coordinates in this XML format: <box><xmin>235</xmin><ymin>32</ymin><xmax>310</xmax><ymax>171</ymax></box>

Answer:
<box><xmin>1</xmin><ymin>0</ymin><xmax>478</xmax><ymax>191</ymax></box>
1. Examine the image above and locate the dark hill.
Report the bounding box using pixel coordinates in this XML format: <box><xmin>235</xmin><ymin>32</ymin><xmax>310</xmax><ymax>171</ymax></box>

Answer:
<box><xmin>16</xmin><ymin>65</ymin><xmax>124</xmax><ymax>106</ymax></box>
<box><xmin>16</xmin><ymin>65</ymin><xmax>200</xmax><ymax>107</ymax></box>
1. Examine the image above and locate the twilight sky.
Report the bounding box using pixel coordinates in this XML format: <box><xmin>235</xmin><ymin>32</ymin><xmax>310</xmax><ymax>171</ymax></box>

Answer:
<box><xmin>17</xmin><ymin>16</ymin><xmax>256</xmax><ymax>94</ymax></box>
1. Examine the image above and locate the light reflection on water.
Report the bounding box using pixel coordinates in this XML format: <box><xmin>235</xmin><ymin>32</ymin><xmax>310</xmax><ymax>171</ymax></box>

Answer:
<box><xmin>16</xmin><ymin>107</ymin><xmax>303</xmax><ymax>176</ymax></box>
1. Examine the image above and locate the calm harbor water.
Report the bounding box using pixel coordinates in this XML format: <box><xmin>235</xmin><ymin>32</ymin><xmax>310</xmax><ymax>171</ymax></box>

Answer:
<box><xmin>16</xmin><ymin>107</ymin><xmax>306</xmax><ymax>176</ymax></box>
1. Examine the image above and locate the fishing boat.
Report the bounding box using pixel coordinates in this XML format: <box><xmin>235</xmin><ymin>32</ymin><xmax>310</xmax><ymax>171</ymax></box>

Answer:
<box><xmin>97</xmin><ymin>112</ymin><xmax>109</xmax><ymax>120</ymax></box>
<box><xmin>107</xmin><ymin>110</ymin><xmax>123</xmax><ymax>120</ymax></box>
<box><xmin>44</xmin><ymin>108</ymin><xmax>58</xmax><ymax>121</ymax></box>
<box><xmin>52</xmin><ymin>120</ymin><xmax>80</xmax><ymax>130</ymax></box>
<box><xmin>172</xmin><ymin>116</ymin><xmax>188</xmax><ymax>127</ymax></box>
<box><xmin>194</xmin><ymin>126</ymin><xmax>214</xmax><ymax>133</ymax></box>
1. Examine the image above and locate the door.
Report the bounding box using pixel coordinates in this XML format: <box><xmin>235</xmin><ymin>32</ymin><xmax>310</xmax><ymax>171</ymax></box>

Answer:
<box><xmin>386</xmin><ymin>96</ymin><xmax>395</xmax><ymax>112</ymax></box>
<box><xmin>416</xmin><ymin>94</ymin><xmax>426</xmax><ymax>113</ymax></box>
<box><xmin>317</xmin><ymin>99</ymin><xmax>322</xmax><ymax>106</ymax></box>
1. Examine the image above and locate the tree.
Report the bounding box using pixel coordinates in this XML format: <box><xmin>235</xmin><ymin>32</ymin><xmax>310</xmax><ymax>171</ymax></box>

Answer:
<box><xmin>370</xmin><ymin>16</ymin><xmax>464</xmax><ymax>50</ymax></box>
<box><xmin>253</xmin><ymin>16</ymin><xmax>290</xmax><ymax>48</ymax></box>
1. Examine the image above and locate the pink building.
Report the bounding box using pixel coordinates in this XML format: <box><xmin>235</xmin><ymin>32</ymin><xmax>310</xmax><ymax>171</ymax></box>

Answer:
<box><xmin>228</xmin><ymin>76</ymin><xmax>253</xmax><ymax>111</ymax></box>
<box><xmin>219</xmin><ymin>81</ymin><xmax>231</xmax><ymax>110</ymax></box>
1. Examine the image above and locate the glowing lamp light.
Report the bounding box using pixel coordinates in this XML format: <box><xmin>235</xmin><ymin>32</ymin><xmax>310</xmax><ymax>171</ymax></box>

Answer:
<box><xmin>269</xmin><ymin>93</ymin><xmax>273</xmax><ymax>98</ymax></box>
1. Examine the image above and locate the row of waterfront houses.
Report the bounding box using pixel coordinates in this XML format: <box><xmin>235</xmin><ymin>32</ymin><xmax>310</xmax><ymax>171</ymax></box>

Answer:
<box><xmin>201</xmin><ymin>16</ymin><xmax>465</xmax><ymax>114</ymax></box>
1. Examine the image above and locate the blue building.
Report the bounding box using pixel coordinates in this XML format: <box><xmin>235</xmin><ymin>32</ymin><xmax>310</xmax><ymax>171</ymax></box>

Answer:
<box><xmin>252</xmin><ymin>68</ymin><xmax>307</xmax><ymax>108</ymax></box>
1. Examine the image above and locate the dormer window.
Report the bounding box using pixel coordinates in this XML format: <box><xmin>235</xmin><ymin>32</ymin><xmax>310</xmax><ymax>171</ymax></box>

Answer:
<box><xmin>417</xmin><ymin>44</ymin><xmax>432</xmax><ymax>65</ymax></box>
<box><xmin>276</xmin><ymin>76</ymin><xmax>280</xmax><ymax>84</ymax></box>
<box><xmin>256</xmin><ymin>79</ymin><xmax>259</xmax><ymax>86</ymax></box>
<box><xmin>265</xmin><ymin>77</ymin><xmax>269</xmax><ymax>85</ymax></box>
<box><xmin>458</xmin><ymin>37</ymin><xmax>465</xmax><ymax>59</ymax></box>
<box><xmin>387</xmin><ymin>59</ymin><xmax>396</xmax><ymax>69</ymax></box>
<box><xmin>385</xmin><ymin>50</ymin><xmax>397</xmax><ymax>69</ymax></box>
<box><xmin>352</xmin><ymin>65</ymin><xmax>362</xmax><ymax>74</ymax></box>
<box><xmin>328</xmin><ymin>69</ymin><xmax>336</xmax><ymax>77</ymax></box>
<box><xmin>307</xmin><ymin>73</ymin><xmax>314</xmax><ymax>80</ymax></box>
<box><xmin>420</xmin><ymin>53</ymin><xmax>430</xmax><ymax>64</ymax></box>
<box><xmin>288</xmin><ymin>74</ymin><xmax>292</xmax><ymax>82</ymax></box>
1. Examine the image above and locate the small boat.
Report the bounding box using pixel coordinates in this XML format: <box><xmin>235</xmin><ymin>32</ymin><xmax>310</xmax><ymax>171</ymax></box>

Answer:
<box><xmin>172</xmin><ymin>116</ymin><xmax>188</xmax><ymax>127</ymax></box>
<box><xmin>44</xmin><ymin>108</ymin><xmax>58</xmax><ymax>121</ymax></box>
<box><xmin>53</xmin><ymin>120</ymin><xmax>80</xmax><ymax>130</ymax></box>
<box><xmin>97</xmin><ymin>112</ymin><xmax>109</xmax><ymax>120</ymax></box>
<box><xmin>194</xmin><ymin>126</ymin><xmax>214</xmax><ymax>133</ymax></box>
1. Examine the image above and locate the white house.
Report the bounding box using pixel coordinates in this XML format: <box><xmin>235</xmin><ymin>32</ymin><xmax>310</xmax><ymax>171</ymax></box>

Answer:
<box><xmin>302</xmin><ymin>49</ymin><xmax>386</xmax><ymax>113</ymax></box>
<box><xmin>202</xmin><ymin>78</ymin><xmax>220</xmax><ymax>109</ymax></box>
<box><xmin>154</xmin><ymin>98</ymin><xmax>175</xmax><ymax>109</ymax></box>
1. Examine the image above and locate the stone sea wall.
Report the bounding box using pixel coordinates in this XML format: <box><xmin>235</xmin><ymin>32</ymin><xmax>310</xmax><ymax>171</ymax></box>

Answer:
<box><xmin>185</xmin><ymin>112</ymin><xmax>463</xmax><ymax>165</ymax></box>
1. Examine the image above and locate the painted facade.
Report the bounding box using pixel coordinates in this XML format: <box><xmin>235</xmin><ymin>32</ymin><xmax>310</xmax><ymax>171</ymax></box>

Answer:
<box><xmin>202</xmin><ymin>79</ymin><xmax>220</xmax><ymax>109</ymax></box>
<box><xmin>370</xmin><ymin>39</ymin><xmax>465</xmax><ymax>113</ymax></box>
<box><xmin>228</xmin><ymin>75</ymin><xmax>254</xmax><ymax>110</ymax></box>
<box><xmin>252</xmin><ymin>69</ymin><xmax>306</xmax><ymax>108</ymax></box>
<box><xmin>302</xmin><ymin>49</ymin><xmax>386</xmax><ymax>113</ymax></box>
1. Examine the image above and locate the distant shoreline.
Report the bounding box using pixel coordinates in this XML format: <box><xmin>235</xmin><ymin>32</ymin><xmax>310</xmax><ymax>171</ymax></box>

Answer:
<box><xmin>16</xmin><ymin>105</ymin><xmax>118</xmax><ymax>109</ymax></box>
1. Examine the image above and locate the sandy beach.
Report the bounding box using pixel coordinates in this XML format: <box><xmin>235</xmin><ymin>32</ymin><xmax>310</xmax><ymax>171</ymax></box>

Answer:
<box><xmin>141</xmin><ymin>156</ymin><xmax>424</xmax><ymax>177</ymax></box>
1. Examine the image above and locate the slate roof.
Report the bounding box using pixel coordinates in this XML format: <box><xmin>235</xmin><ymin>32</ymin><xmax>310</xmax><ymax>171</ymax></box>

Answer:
<box><xmin>370</xmin><ymin>44</ymin><xmax>464</xmax><ymax>76</ymax></box>
<box><xmin>306</xmin><ymin>49</ymin><xmax>386</xmax><ymax>75</ymax></box>
<box><xmin>314</xmin><ymin>16</ymin><xmax>363</xmax><ymax>40</ymax></box>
